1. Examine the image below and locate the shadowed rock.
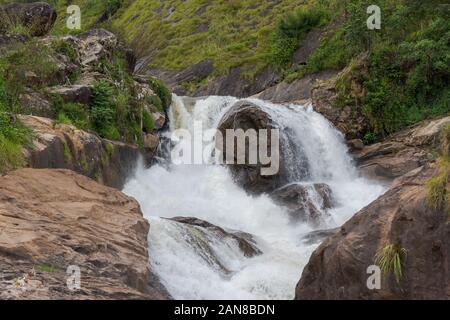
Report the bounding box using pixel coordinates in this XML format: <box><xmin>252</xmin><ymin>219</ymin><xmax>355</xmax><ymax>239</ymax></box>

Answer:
<box><xmin>0</xmin><ymin>2</ymin><xmax>56</xmax><ymax>36</ymax></box>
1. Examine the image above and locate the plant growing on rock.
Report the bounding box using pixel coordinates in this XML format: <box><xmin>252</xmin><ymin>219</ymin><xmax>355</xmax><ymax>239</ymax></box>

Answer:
<box><xmin>375</xmin><ymin>243</ymin><xmax>407</xmax><ymax>283</ymax></box>
<box><xmin>426</xmin><ymin>125</ymin><xmax>450</xmax><ymax>214</ymax></box>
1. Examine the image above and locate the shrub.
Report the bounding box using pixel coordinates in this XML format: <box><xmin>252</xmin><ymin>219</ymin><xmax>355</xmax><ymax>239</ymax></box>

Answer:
<box><xmin>270</xmin><ymin>7</ymin><xmax>328</xmax><ymax>68</ymax></box>
<box><xmin>142</xmin><ymin>110</ymin><xmax>154</xmax><ymax>133</ymax></box>
<box><xmin>91</xmin><ymin>81</ymin><xmax>115</xmax><ymax>131</ymax></box>
<box><xmin>148</xmin><ymin>78</ymin><xmax>171</xmax><ymax>110</ymax></box>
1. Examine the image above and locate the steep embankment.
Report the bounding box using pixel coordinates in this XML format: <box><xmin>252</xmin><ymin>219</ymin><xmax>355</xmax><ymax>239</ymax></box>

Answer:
<box><xmin>0</xmin><ymin>2</ymin><xmax>171</xmax><ymax>182</ymax></box>
<box><xmin>0</xmin><ymin>169</ymin><xmax>169</xmax><ymax>299</ymax></box>
<box><xmin>0</xmin><ymin>2</ymin><xmax>171</xmax><ymax>299</ymax></box>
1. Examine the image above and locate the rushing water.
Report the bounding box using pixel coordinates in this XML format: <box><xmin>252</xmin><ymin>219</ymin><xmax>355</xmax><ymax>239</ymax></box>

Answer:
<box><xmin>123</xmin><ymin>95</ymin><xmax>385</xmax><ymax>300</ymax></box>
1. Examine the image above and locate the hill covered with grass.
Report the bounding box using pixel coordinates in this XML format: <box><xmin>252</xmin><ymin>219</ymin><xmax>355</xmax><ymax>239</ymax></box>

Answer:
<box><xmin>2</xmin><ymin>0</ymin><xmax>450</xmax><ymax>140</ymax></box>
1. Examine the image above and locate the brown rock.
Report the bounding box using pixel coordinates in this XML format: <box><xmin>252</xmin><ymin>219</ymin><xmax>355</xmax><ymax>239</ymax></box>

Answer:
<box><xmin>0</xmin><ymin>169</ymin><xmax>169</xmax><ymax>300</ymax></box>
<box><xmin>20</xmin><ymin>115</ymin><xmax>140</xmax><ymax>189</ymax></box>
<box><xmin>312</xmin><ymin>77</ymin><xmax>369</xmax><ymax>140</ymax></box>
<box><xmin>295</xmin><ymin>164</ymin><xmax>450</xmax><ymax>300</ymax></box>
<box><xmin>216</xmin><ymin>100</ymin><xmax>290</xmax><ymax>194</ymax></box>
<box><xmin>354</xmin><ymin>116</ymin><xmax>450</xmax><ymax>182</ymax></box>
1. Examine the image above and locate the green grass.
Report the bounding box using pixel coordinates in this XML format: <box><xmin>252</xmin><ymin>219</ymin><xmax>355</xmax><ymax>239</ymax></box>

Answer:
<box><xmin>426</xmin><ymin>125</ymin><xmax>450</xmax><ymax>214</ymax></box>
<box><xmin>375</xmin><ymin>243</ymin><xmax>407</xmax><ymax>283</ymax></box>
<box><xmin>36</xmin><ymin>264</ymin><xmax>57</xmax><ymax>273</ymax></box>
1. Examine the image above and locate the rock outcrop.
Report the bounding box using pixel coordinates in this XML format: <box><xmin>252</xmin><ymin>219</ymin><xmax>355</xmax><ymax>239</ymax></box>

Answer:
<box><xmin>0</xmin><ymin>2</ymin><xmax>56</xmax><ymax>36</ymax></box>
<box><xmin>354</xmin><ymin>116</ymin><xmax>450</xmax><ymax>182</ymax></box>
<box><xmin>270</xmin><ymin>183</ymin><xmax>333</xmax><ymax>226</ymax></box>
<box><xmin>311</xmin><ymin>77</ymin><xmax>369</xmax><ymax>140</ymax></box>
<box><xmin>168</xmin><ymin>217</ymin><xmax>262</xmax><ymax>259</ymax></box>
<box><xmin>254</xmin><ymin>70</ymin><xmax>339</xmax><ymax>103</ymax></box>
<box><xmin>295</xmin><ymin>164</ymin><xmax>450</xmax><ymax>300</ymax></box>
<box><xmin>21</xmin><ymin>115</ymin><xmax>141</xmax><ymax>189</ymax></box>
<box><xmin>0</xmin><ymin>169</ymin><xmax>169</xmax><ymax>300</ymax></box>
<box><xmin>216</xmin><ymin>101</ymin><xmax>289</xmax><ymax>194</ymax></box>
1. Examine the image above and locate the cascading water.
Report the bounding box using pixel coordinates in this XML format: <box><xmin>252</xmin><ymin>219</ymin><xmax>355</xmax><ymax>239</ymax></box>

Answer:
<box><xmin>123</xmin><ymin>95</ymin><xmax>385</xmax><ymax>300</ymax></box>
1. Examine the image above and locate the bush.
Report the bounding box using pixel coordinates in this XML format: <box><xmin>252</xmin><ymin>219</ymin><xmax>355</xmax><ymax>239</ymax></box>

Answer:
<box><xmin>91</xmin><ymin>80</ymin><xmax>115</xmax><ymax>132</ymax></box>
<box><xmin>270</xmin><ymin>7</ymin><xmax>328</xmax><ymax>68</ymax></box>
<box><xmin>142</xmin><ymin>110</ymin><xmax>154</xmax><ymax>133</ymax></box>
<box><xmin>148</xmin><ymin>78</ymin><xmax>171</xmax><ymax>110</ymax></box>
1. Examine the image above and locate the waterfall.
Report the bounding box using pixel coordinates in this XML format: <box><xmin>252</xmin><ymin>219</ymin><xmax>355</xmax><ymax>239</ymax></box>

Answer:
<box><xmin>123</xmin><ymin>95</ymin><xmax>385</xmax><ymax>300</ymax></box>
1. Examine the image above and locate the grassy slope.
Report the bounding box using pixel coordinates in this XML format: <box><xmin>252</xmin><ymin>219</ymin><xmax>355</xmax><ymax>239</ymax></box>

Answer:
<box><xmin>1</xmin><ymin>0</ymin><xmax>449</xmax><ymax>140</ymax></box>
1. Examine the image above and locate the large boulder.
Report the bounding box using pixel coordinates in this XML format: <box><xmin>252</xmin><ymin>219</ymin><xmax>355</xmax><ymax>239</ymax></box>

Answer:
<box><xmin>216</xmin><ymin>101</ymin><xmax>290</xmax><ymax>194</ymax></box>
<box><xmin>20</xmin><ymin>115</ymin><xmax>141</xmax><ymax>189</ymax></box>
<box><xmin>270</xmin><ymin>183</ymin><xmax>334</xmax><ymax>227</ymax></box>
<box><xmin>0</xmin><ymin>2</ymin><xmax>56</xmax><ymax>36</ymax></box>
<box><xmin>0</xmin><ymin>169</ymin><xmax>169</xmax><ymax>299</ymax></box>
<box><xmin>354</xmin><ymin>116</ymin><xmax>450</xmax><ymax>182</ymax></box>
<box><xmin>295</xmin><ymin>164</ymin><xmax>450</xmax><ymax>300</ymax></box>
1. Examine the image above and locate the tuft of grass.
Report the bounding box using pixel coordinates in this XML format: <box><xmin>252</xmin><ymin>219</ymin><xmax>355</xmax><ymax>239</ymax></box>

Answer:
<box><xmin>36</xmin><ymin>264</ymin><xmax>57</xmax><ymax>273</ymax></box>
<box><xmin>375</xmin><ymin>243</ymin><xmax>407</xmax><ymax>283</ymax></box>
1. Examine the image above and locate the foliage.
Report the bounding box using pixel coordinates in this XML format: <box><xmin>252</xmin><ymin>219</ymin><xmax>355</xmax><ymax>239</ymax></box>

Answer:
<box><xmin>0</xmin><ymin>76</ymin><xmax>30</xmax><ymax>174</ymax></box>
<box><xmin>271</xmin><ymin>6</ymin><xmax>328</xmax><ymax>68</ymax></box>
<box><xmin>148</xmin><ymin>77</ymin><xmax>171</xmax><ymax>110</ymax></box>
<box><xmin>375</xmin><ymin>243</ymin><xmax>407</xmax><ymax>283</ymax></box>
<box><xmin>426</xmin><ymin>125</ymin><xmax>450</xmax><ymax>214</ymax></box>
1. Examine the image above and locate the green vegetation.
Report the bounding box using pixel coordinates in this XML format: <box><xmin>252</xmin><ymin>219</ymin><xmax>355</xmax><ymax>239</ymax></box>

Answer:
<box><xmin>271</xmin><ymin>7</ymin><xmax>328</xmax><ymax>68</ymax></box>
<box><xmin>375</xmin><ymin>243</ymin><xmax>407</xmax><ymax>283</ymax></box>
<box><xmin>426</xmin><ymin>125</ymin><xmax>450</xmax><ymax>214</ymax></box>
<box><xmin>36</xmin><ymin>264</ymin><xmax>57</xmax><ymax>273</ymax></box>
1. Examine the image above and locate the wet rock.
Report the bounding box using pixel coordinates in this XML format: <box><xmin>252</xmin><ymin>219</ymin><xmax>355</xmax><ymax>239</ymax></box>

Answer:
<box><xmin>0</xmin><ymin>169</ymin><xmax>169</xmax><ymax>300</ymax></box>
<box><xmin>169</xmin><ymin>217</ymin><xmax>262</xmax><ymax>259</ymax></box>
<box><xmin>354</xmin><ymin>116</ymin><xmax>450</xmax><ymax>182</ymax></box>
<box><xmin>301</xmin><ymin>227</ymin><xmax>340</xmax><ymax>245</ymax></box>
<box><xmin>216</xmin><ymin>100</ymin><xmax>290</xmax><ymax>194</ymax></box>
<box><xmin>270</xmin><ymin>183</ymin><xmax>334</xmax><ymax>226</ymax></box>
<box><xmin>295</xmin><ymin>164</ymin><xmax>450</xmax><ymax>300</ymax></box>
<box><xmin>0</xmin><ymin>2</ymin><xmax>57</xmax><ymax>36</ymax></box>
<box><xmin>20</xmin><ymin>115</ymin><xmax>141</xmax><ymax>189</ymax></box>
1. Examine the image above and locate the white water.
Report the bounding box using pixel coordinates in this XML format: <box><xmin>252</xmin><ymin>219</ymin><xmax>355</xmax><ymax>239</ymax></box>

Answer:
<box><xmin>123</xmin><ymin>95</ymin><xmax>385</xmax><ymax>300</ymax></box>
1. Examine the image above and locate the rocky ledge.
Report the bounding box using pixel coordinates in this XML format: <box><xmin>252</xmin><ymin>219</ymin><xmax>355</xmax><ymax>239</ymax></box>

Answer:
<box><xmin>0</xmin><ymin>169</ymin><xmax>169</xmax><ymax>300</ymax></box>
<box><xmin>295</xmin><ymin>164</ymin><xmax>450</xmax><ymax>299</ymax></box>
<box><xmin>21</xmin><ymin>115</ymin><xmax>141</xmax><ymax>189</ymax></box>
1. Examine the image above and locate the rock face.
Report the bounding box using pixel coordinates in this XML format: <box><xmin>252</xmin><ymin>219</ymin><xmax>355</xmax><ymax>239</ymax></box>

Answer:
<box><xmin>0</xmin><ymin>2</ymin><xmax>56</xmax><ymax>36</ymax></box>
<box><xmin>270</xmin><ymin>183</ymin><xmax>333</xmax><ymax>226</ymax></box>
<box><xmin>354</xmin><ymin>116</ymin><xmax>450</xmax><ymax>182</ymax></box>
<box><xmin>21</xmin><ymin>115</ymin><xmax>141</xmax><ymax>189</ymax></box>
<box><xmin>216</xmin><ymin>101</ymin><xmax>289</xmax><ymax>194</ymax></box>
<box><xmin>169</xmin><ymin>217</ymin><xmax>262</xmax><ymax>259</ymax></box>
<box><xmin>254</xmin><ymin>70</ymin><xmax>339</xmax><ymax>103</ymax></box>
<box><xmin>295</xmin><ymin>164</ymin><xmax>450</xmax><ymax>300</ymax></box>
<box><xmin>311</xmin><ymin>77</ymin><xmax>369</xmax><ymax>140</ymax></box>
<box><xmin>143</xmin><ymin>64</ymin><xmax>280</xmax><ymax>98</ymax></box>
<box><xmin>0</xmin><ymin>169</ymin><xmax>169</xmax><ymax>300</ymax></box>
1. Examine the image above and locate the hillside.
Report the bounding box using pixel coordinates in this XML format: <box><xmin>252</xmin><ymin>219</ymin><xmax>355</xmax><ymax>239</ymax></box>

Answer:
<box><xmin>31</xmin><ymin>0</ymin><xmax>448</xmax><ymax>141</ymax></box>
